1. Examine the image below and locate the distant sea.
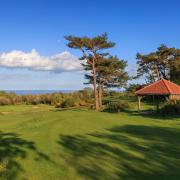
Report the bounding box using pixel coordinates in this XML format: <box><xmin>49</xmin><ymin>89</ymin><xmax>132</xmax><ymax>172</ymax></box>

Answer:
<box><xmin>5</xmin><ymin>90</ymin><xmax>75</xmax><ymax>95</ymax></box>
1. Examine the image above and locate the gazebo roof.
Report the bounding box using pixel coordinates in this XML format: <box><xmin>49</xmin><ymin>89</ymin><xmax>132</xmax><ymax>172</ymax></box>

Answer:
<box><xmin>135</xmin><ymin>79</ymin><xmax>180</xmax><ymax>95</ymax></box>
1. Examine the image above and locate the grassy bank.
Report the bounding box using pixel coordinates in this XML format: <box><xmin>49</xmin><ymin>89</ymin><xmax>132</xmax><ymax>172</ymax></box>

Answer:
<box><xmin>0</xmin><ymin>104</ymin><xmax>180</xmax><ymax>180</ymax></box>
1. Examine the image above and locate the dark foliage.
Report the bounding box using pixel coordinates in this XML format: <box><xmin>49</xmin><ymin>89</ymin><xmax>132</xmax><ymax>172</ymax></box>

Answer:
<box><xmin>160</xmin><ymin>103</ymin><xmax>180</xmax><ymax>115</ymax></box>
<box><xmin>60</xmin><ymin>98</ymin><xmax>75</xmax><ymax>108</ymax></box>
<box><xmin>104</xmin><ymin>101</ymin><xmax>130</xmax><ymax>112</ymax></box>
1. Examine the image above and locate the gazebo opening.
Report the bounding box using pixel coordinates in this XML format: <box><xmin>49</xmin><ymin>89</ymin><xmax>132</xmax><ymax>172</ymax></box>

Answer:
<box><xmin>135</xmin><ymin>79</ymin><xmax>180</xmax><ymax>112</ymax></box>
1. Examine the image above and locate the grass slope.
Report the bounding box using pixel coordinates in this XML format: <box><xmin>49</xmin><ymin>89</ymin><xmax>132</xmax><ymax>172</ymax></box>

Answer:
<box><xmin>0</xmin><ymin>104</ymin><xmax>180</xmax><ymax>180</ymax></box>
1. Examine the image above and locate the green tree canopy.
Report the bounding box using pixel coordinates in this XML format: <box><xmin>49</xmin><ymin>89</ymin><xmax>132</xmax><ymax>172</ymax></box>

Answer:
<box><xmin>136</xmin><ymin>44</ymin><xmax>180</xmax><ymax>84</ymax></box>
<box><xmin>83</xmin><ymin>56</ymin><xmax>129</xmax><ymax>108</ymax></box>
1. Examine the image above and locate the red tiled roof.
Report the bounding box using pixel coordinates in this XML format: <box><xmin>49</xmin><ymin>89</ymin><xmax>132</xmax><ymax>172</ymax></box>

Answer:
<box><xmin>135</xmin><ymin>79</ymin><xmax>180</xmax><ymax>95</ymax></box>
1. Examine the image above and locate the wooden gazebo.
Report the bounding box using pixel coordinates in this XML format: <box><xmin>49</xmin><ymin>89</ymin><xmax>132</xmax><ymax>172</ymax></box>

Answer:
<box><xmin>135</xmin><ymin>79</ymin><xmax>180</xmax><ymax>111</ymax></box>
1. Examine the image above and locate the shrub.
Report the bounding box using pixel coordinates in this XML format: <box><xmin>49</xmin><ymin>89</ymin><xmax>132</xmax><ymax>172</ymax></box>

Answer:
<box><xmin>105</xmin><ymin>101</ymin><xmax>130</xmax><ymax>112</ymax></box>
<box><xmin>78</xmin><ymin>100</ymin><xmax>88</xmax><ymax>106</ymax></box>
<box><xmin>61</xmin><ymin>98</ymin><xmax>75</xmax><ymax>108</ymax></box>
<box><xmin>102</xmin><ymin>99</ymin><xmax>110</xmax><ymax>105</ymax></box>
<box><xmin>160</xmin><ymin>103</ymin><xmax>180</xmax><ymax>115</ymax></box>
<box><xmin>0</xmin><ymin>90</ymin><xmax>92</xmax><ymax>107</ymax></box>
<box><xmin>39</xmin><ymin>94</ymin><xmax>52</xmax><ymax>105</ymax></box>
<box><xmin>0</xmin><ymin>97</ymin><xmax>11</xmax><ymax>105</ymax></box>
<box><xmin>54</xmin><ymin>102</ymin><xmax>61</xmax><ymax>108</ymax></box>
<box><xmin>13</xmin><ymin>96</ymin><xmax>22</xmax><ymax>104</ymax></box>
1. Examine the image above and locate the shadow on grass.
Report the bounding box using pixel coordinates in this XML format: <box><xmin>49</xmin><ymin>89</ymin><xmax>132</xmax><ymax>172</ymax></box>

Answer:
<box><xmin>129</xmin><ymin>110</ymin><xmax>180</xmax><ymax>120</ymax></box>
<box><xmin>52</xmin><ymin>107</ymin><xmax>90</xmax><ymax>112</ymax></box>
<box><xmin>102</xmin><ymin>106</ymin><xmax>180</xmax><ymax>120</ymax></box>
<box><xmin>58</xmin><ymin>125</ymin><xmax>180</xmax><ymax>180</ymax></box>
<box><xmin>0</xmin><ymin>131</ymin><xmax>51</xmax><ymax>179</ymax></box>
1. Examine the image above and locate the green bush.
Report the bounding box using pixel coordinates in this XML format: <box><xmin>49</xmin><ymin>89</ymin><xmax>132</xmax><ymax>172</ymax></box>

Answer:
<box><xmin>102</xmin><ymin>99</ymin><xmax>110</xmax><ymax>105</ymax></box>
<box><xmin>160</xmin><ymin>103</ymin><xmax>180</xmax><ymax>115</ymax></box>
<box><xmin>61</xmin><ymin>98</ymin><xmax>75</xmax><ymax>108</ymax></box>
<box><xmin>105</xmin><ymin>101</ymin><xmax>130</xmax><ymax>112</ymax></box>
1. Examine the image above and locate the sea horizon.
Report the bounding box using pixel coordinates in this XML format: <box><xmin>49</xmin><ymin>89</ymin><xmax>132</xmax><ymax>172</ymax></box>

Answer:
<box><xmin>4</xmin><ymin>90</ymin><xmax>76</xmax><ymax>95</ymax></box>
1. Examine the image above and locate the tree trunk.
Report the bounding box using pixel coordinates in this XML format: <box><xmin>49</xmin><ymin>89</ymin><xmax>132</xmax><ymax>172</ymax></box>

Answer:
<box><xmin>155</xmin><ymin>64</ymin><xmax>161</xmax><ymax>80</ymax></box>
<box><xmin>92</xmin><ymin>59</ymin><xmax>99</xmax><ymax>111</ymax></box>
<box><xmin>98</xmin><ymin>84</ymin><xmax>103</xmax><ymax>109</ymax></box>
<box><xmin>137</xmin><ymin>96</ymin><xmax>141</xmax><ymax>112</ymax></box>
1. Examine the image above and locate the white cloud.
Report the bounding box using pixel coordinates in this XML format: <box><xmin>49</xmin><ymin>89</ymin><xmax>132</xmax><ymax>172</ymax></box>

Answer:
<box><xmin>0</xmin><ymin>49</ymin><xmax>82</xmax><ymax>73</ymax></box>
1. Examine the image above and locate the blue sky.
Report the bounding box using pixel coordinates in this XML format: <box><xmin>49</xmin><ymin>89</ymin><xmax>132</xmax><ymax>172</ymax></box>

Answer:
<box><xmin>0</xmin><ymin>0</ymin><xmax>180</xmax><ymax>90</ymax></box>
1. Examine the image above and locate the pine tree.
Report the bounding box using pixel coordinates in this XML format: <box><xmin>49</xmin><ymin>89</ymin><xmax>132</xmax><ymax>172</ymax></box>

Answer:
<box><xmin>83</xmin><ymin>56</ymin><xmax>129</xmax><ymax>109</ymax></box>
<box><xmin>65</xmin><ymin>33</ymin><xmax>115</xmax><ymax>111</ymax></box>
<box><xmin>136</xmin><ymin>45</ymin><xmax>180</xmax><ymax>84</ymax></box>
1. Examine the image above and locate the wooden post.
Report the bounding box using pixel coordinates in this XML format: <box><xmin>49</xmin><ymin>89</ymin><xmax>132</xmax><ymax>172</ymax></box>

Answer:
<box><xmin>137</xmin><ymin>96</ymin><xmax>141</xmax><ymax>112</ymax></box>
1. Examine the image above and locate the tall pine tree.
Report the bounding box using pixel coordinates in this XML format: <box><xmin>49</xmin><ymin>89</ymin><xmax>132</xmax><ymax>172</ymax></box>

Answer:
<box><xmin>65</xmin><ymin>33</ymin><xmax>115</xmax><ymax>110</ymax></box>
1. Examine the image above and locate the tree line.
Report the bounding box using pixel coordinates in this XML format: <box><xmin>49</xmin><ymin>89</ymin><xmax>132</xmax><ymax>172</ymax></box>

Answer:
<box><xmin>0</xmin><ymin>89</ymin><xmax>93</xmax><ymax>106</ymax></box>
<box><xmin>65</xmin><ymin>33</ymin><xmax>180</xmax><ymax>111</ymax></box>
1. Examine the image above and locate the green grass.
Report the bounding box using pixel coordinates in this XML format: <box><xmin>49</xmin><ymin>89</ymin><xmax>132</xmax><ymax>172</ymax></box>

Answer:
<box><xmin>0</xmin><ymin>103</ymin><xmax>180</xmax><ymax>180</ymax></box>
